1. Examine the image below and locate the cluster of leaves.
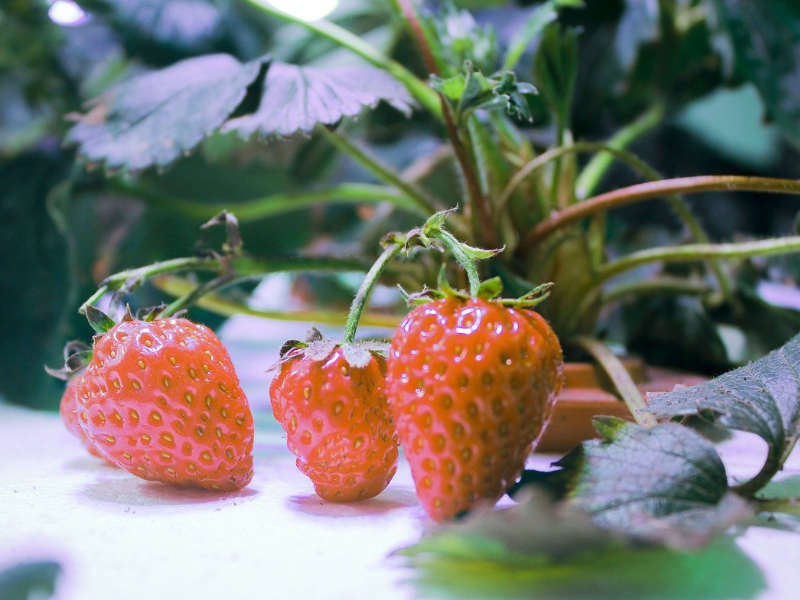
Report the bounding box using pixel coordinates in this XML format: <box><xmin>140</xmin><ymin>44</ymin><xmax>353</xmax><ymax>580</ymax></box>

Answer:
<box><xmin>5</xmin><ymin>0</ymin><xmax>800</xmax><ymax>410</ymax></box>
<box><xmin>68</xmin><ymin>54</ymin><xmax>414</xmax><ymax>171</ymax></box>
<box><xmin>399</xmin><ymin>333</ymin><xmax>800</xmax><ymax>594</ymax></box>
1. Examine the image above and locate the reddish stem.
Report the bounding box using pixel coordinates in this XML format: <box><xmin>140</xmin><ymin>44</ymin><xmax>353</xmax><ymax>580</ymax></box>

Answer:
<box><xmin>521</xmin><ymin>175</ymin><xmax>800</xmax><ymax>249</ymax></box>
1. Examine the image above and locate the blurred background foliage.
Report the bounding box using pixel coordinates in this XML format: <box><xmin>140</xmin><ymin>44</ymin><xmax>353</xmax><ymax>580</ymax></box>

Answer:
<box><xmin>2</xmin><ymin>0</ymin><xmax>799</xmax><ymax>408</ymax></box>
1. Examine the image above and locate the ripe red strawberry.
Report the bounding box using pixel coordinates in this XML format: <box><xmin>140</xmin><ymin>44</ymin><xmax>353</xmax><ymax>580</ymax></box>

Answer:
<box><xmin>60</xmin><ymin>375</ymin><xmax>106</xmax><ymax>460</ymax></box>
<box><xmin>76</xmin><ymin>317</ymin><xmax>254</xmax><ymax>491</ymax></box>
<box><xmin>386</xmin><ymin>297</ymin><xmax>563</xmax><ymax>521</ymax></box>
<box><xmin>269</xmin><ymin>344</ymin><xmax>398</xmax><ymax>502</ymax></box>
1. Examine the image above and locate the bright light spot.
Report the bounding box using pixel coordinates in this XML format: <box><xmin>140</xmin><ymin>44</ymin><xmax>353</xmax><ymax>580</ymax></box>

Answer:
<box><xmin>48</xmin><ymin>0</ymin><xmax>89</xmax><ymax>26</ymax></box>
<box><xmin>265</xmin><ymin>0</ymin><xmax>338</xmax><ymax>21</ymax></box>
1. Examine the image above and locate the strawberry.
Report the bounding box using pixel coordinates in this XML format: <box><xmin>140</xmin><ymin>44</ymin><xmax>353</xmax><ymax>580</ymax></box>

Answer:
<box><xmin>60</xmin><ymin>375</ymin><xmax>107</xmax><ymax>460</ymax></box>
<box><xmin>386</xmin><ymin>296</ymin><xmax>563</xmax><ymax>521</ymax></box>
<box><xmin>76</xmin><ymin>316</ymin><xmax>254</xmax><ymax>491</ymax></box>
<box><xmin>269</xmin><ymin>341</ymin><xmax>398</xmax><ymax>502</ymax></box>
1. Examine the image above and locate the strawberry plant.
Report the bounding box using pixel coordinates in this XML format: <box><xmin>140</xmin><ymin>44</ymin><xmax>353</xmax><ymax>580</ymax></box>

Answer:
<box><xmin>13</xmin><ymin>0</ymin><xmax>800</xmax><ymax>578</ymax></box>
<box><xmin>52</xmin><ymin>0</ymin><xmax>800</xmax><ymax>418</ymax></box>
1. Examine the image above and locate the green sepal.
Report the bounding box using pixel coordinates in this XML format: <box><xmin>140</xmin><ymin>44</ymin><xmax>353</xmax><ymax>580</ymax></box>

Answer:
<box><xmin>497</xmin><ymin>282</ymin><xmax>554</xmax><ymax>308</ymax></box>
<box><xmin>398</xmin><ymin>284</ymin><xmax>445</xmax><ymax>306</ymax></box>
<box><xmin>44</xmin><ymin>340</ymin><xmax>93</xmax><ymax>381</ymax></box>
<box><xmin>459</xmin><ymin>242</ymin><xmax>504</xmax><ymax>261</ymax></box>
<box><xmin>477</xmin><ymin>277</ymin><xmax>504</xmax><ymax>300</ymax></box>
<box><xmin>84</xmin><ymin>305</ymin><xmax>115</xmax><ymax>334</ymax></box>
<box><xmin>137</xmin><ymin>304</ymin><xmax>168</xmax><ymax>322</ymax></box>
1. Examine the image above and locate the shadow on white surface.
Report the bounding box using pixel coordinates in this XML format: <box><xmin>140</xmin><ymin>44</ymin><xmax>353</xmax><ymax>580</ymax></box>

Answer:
<box><xmin>79</xmin><ymin>477</ymin><xmax>259</xmax><ymax>506</ymax></box>
<box><xmin>288</xmin><ymin>488</ymin><xmax>419</xmax><ymax>518</ymax></box>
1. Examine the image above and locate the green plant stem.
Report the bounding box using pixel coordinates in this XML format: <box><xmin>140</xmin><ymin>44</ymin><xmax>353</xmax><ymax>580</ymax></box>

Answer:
<box><xmin>598</xmin><ymin>236</ymin><xmax>800</xmax><ymax>284</ymax></box>
<box><xmin>153</xmin><ymin>275</ymin><xmax>403</xmax><ymax>328</ymax></box>
<box><xmin>507</xmin><ymin>135</ymin><xmax>727</xmax><ymax>295</ymax></box>
<box><xmin>564</xmin><ymin>236</ymin><xmax>800</xmax><ymax>333</ymax></box>
<box><xmin>504</xmin><ymin>142</ymin><xmax>730</xmax><ymax>296</ymax></box>
<box><xmin>159</xmin><ymin>274</ymin><xmax>235</xmax><ymax>319</ymax></box>
<box><xmin>572</xmin><ymin>336</ymin><xmax>657</xmax><ymax>428</ymax></box>
<box><xmin>502</xmin><ymin>142</ymin><xmax>726</xmax><ymax>295</ymax></box>
<box><xmin>392</xmin><ymin>0</ymin><xmax>440</xmax><ymax>75</ymax></box>
<box><xmin>733</xmin><ymin>443</ymin><xmax>784</xmax><ymax>497</ymax></box>
<box><xmin>80</xmin><ymin>255</ymin><xmax>370</xmax><ymax>313</ymax></box>
<box><xmin>601</xmin><ymin>277</ymin><xmax>713</xmax><ymax>306</ymax></box>
<box><xmin>575</xmin><ymin>103</ymin><xmax>665</xmax><ymax>200</ymax></box>
<box><xmin>317</xmin><ymin>126</ymin><xmax>437</xmax><ymax>215</ymax></box>
<box><xmin>115</xmin><ymin>180</ymin><xmax>429</xmax><ymax>220</ymax></box>
<box><xmin>343</xmin><ymin>241</ymin><xmax>404</xmax><ymax>343</ymax></box>
<box><xmin>431</xmin><ymin>229</ymin><xmax>482</xmax><ymax>297</ymax></box>
<box><xmin>521</xmin><ymin>176</ymin><xmax>800</xmax><ymax>249</ymax></box>
<box><xmin>499</xmin><ymin>142</ymin><xmax>652</xmax><ymax>213</ymax></box>
<box><xmin>390</xmin><ymin>0</ymin><xmax>492</xmax><ymax>246</ymax></box>
<box><xmin>241</xmin><ymin>0</ymin><xmax>441</xmax><ymax>117</ymax></box>
<box><xmin>442</xmin><ymin>100</ymin><xmax>494</xmax><ymax>246</ymax></box>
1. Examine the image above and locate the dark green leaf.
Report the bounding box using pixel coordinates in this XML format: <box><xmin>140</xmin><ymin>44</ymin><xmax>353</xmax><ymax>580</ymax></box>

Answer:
<box><xmin>67</xmin><ymin>54</ymin><xmax>268</xmax><ymax>171</ymax></box>
<box><xmin>398</xmin><ymin>489</ymin><xmax>762</xmax><ymax>599</ymax></box>
<box><xmin>648</xmin><ymin>333</ymin><xmax>800</xmax><ymax>467</ymax></box>
<box><xmin>533</xmin><ymin>23</ymin><xmax>578</xmax><ymax>130</ymax></box>
<box><xmin>222</xmin><ymin>63</ymin><xmax>414</xmax><ymax>139</ymax></box>
<box><xmin>0</xmin><ymin>560</ymin><xmax>62</xmax><ymax>600</ymax></box>
<box><xmin>555</xmin><ymin>418</ymin><xmax>750</xmax><ymax>548</ymax></box>
<box><xmin>622</xmin><ymin>295</ymin><xmax>730</xmax><ymax>373</ymax></box>
<box><xmin>399</xmin><ymin>490</ymin><xmax>624</xmax><ymax>565</ymax></box>
<box><xmin>714</xmin><ymin>0</ymin><xmax>800</xmax><ymax>149</ymax></box>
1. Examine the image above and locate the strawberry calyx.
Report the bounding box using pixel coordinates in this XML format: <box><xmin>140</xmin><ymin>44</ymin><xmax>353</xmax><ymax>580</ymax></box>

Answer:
<box><xmin>271</xmin><ymin>328</ymin><xmax>390</xmax><ymax>371</ymax></box>
<box><xmin>398</xmin><ymin>209</ymin><xmax>555</xmax><ymax>309</ymax></box>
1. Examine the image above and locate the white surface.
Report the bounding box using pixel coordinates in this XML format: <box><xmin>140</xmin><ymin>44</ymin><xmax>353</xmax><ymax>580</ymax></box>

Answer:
<box><xmin>2</xmin><ymin>402</ymin><xmax>799</xmax><ymax>600</ymax></box>
<box><xmin>0</xmin><ymin>402</ymin><xmax>424</xmax><ymax>600</ymax></box>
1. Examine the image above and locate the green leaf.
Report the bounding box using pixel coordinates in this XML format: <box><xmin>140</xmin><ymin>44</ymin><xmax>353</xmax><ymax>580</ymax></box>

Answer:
<box><xmin>533</xmin><ymin>23</ymin><xmax>578</xmax><ymax>131</ymax></box>
<box><xmin>430</xmin><ymin>68</ymin><xmax>537</xmax><ymax>123</ymax></box>
<box><xmin>0</xmin><ymin>560</ymin><xmax>62</xmax><ymax>600</ymax></box>
<box><xmin>714</xmin><ymin>0</ymin><xmax>800</xmax><ymax>149</ymax></box>
<box><xmin>399</xmin><ymin>490</ymin><xmax>624</xmax><ymax>565</ymax></box>
<box><xmin>222</xmin><ymin>62</ymin><xmax>414</xmax><ymax>138</ymax></box>
<box><xmin>556</xmin><ymin>418</ymin><xmax>752</xmax><ymax>548</ymax></box>
<box><xmin>503</xmin><ymin>0</ymin><xmax>583</xmax><ymax>71</ymax></box>
<box><xmin>648</xmin><ymin>333</ymin><xmax>800</xmax><ymax>471</ymax></box>
<box><xmin>398</xmin><ymin>490</ymin><xmax>761</xmax><ymax>599</ymax></box>
<box><xmin>67</xmin><ymin>54</ymin><xmax>268</xmax><ymax>171</ymax></box>
<box><xmin>420</xmin><ymin>3</ymin><xmax>499</xmax><ymax>76</ymax></box>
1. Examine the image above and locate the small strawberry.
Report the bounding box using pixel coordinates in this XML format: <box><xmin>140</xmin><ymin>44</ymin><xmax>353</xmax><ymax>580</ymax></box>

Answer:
<box><xmin>270</xmin><ymin>336</ymin><xmax>398</xmax><ymax>502</ymax></box>
<box><xmin>76</xmin><ymin>313</ymin><xmax>254</xmax><ymax>491</ymax></box>
<box><xmin>268</xmin><ymin>228</ymin><xmax>409</xmax><ymax>502</ymax></box>
<box><xmin>386</xmin><ymin>296</ymin><xmax>563</xmax><ymax>521</ymax></box>
<box><xmin>60</xmin><ymin>375</ymin><xmax>106</xmax><ymax>460</ymax></box>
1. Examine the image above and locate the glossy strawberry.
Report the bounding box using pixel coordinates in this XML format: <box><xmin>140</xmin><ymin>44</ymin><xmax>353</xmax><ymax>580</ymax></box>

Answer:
<box><xmin>270</xmin><ymin>345</ymin><xmax>398</xmax><ymax>502</ymax></box>
<box><xmin>60</xmin><ymin>375</ymin><xmax>106</xmax><ymax>460</ymax></box>
<box><xmin>76</xmin><ymin>317</ymin><xmax>254</xmax><ymax>491</ymax></box>
<box><xmin>386</xmin><ymin>297</ymin><xmax>563</xmax><ymax>521</ymax></box>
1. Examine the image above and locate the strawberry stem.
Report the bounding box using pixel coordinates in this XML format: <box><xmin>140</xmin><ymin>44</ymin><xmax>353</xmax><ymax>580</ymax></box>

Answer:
<box><xmin>432</xmin><ymin>228</ymin><xmax>482</xmax><ymax>297</ymax></box>
<box><xmin>343</xmin><ymin>240</ymin><xmax>404</xmax><ymax>344</ymax></box>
